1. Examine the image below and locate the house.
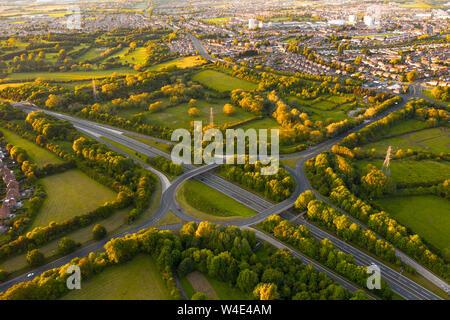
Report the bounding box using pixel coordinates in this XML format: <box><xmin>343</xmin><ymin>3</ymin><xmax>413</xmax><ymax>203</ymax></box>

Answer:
<box><xmin>0</xmin><ymin>206</ymin><xmax>10</xmax><ymax>220</ymax></box>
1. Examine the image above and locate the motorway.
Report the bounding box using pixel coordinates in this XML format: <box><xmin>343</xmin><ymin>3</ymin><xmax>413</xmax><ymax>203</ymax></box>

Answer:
<box><xmin>3</xmin><ymin>99</ymin><xmax>446</xmax><ymax>300</ymax></box>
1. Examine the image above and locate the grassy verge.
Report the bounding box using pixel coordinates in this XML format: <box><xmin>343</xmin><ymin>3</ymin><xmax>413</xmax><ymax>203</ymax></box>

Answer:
<box><xmin>123</xmin><ymin>134</ymin><xmax>173</xmax><ymax>154</ymax></box>
<box><xmin>176</xmin><ymin>180</ymin><xmax>257</xmax><ymax>221</ymax></box>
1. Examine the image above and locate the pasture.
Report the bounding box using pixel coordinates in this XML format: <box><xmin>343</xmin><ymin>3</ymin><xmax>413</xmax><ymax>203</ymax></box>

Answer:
<box><xmin>109</xmin><ymin>47</ymin><xmax>147</xmax><ymax>65</ymax></box>
<box><xmin>148</xmin><ymin>56</ymin><xmax>206</xmax><ymax>71</ymax></box>
<box><xmin>62</xmin><ymin>255</ymin><xmax>173</xmax><ymax>300</ymax></box>
<box><xmin>362</xmin><ymin>127</ymin><xmax>450</xmax><ymax>155</ymax></box>
<box><xmin>31</xmin><ymin>169</ymin><xmax>117</xmax><ymax>229</ymax></box>
<box><xmin>119</xmin><ymin>99</ymin><xmax>255</xmax><ymax>129</ymax></box>
<box><xmin>375</xmin><ymin>195</ymin><xmax>450</xmax><ymax>253</ymax></box>
<box><xmin>192</xmin><ymin>70</ymin><xmax>258</xmax><ymax>92</ymax></box>
<box><xmin>6</xmin><ymin>68</ymin><xmax>137</xmax><ymax>81</ymax></box>
<box><xmin>0</xmin><ymin>128</ymin><xmax>63</xmax><ymax>166</ymax></box>
<box><xmin>355</xmin><ymin>159</ymin><xmax>450</xmax><ymax>186</ymax></box>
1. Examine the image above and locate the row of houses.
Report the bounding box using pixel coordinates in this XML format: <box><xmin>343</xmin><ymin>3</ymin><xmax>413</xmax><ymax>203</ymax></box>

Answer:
<box><xmin>0</xmin><ymin>152</ymin><xmax>22</xmax><ymax>221</ymax></box>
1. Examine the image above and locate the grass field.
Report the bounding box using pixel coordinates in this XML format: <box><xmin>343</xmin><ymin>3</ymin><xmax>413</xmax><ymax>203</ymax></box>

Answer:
<box><xmin>123</xmin><ymin>134</ymin><xmax>173</xmax><ymax>154</ymax></box>
<box><xmin>378</xmin><ymin>119</ymin><xmax>430</xmax><ymax>138</ymax></box>
<box><xmin>6</xmin><ymin>68</ymin><xmax>137</xmax><ymax>81</ymax></box>
<box><xmin>355</xmin><ymin>159</ymin><xmax>450</xmax><ymax>185</ymax></box>
<box><xmin>109</xmin><ymin>47</ymin><xmax>147</xmax><ymax>65</ymax></box>
<box><xmin>0</xmin><ymin>82</ymin><xmax>30</xmax><ymax>90</ymax></box>
<box><xmin>192</xmin><ymin>70</ymin><xmax>258</xmax><ymax>92</ymax></box>
<box><xmin>362</xmin><ymin>127</ymin><xmax>450</xmax><ymax>155</ymax></box>
<box><xmin>236</xmin><ymin>117</ymin><xmax>281</xmax><ymax>130</ymax></box>
<box><xmin>0</xmin><ymin>208</ymin><xmax>129</xmax><ymax>273</ymax></box>
<box><xmin>0</xmin><ymin>128</ymin><xmax>63</xmax><ymax>166</ymax></box>
<box><xmin>75</xmin><ymin>48</ymin><xmax>106</xmax><ymax>62</ymax></box>
<box><xmin>148</xmin><ymin>56</ymin><xmax>206</xmax><ymax>71</ymax></box>
<box><xmin>31</xmin><ymin>169</ymin><xmax>117</xmax><ymax>229</ymax></box>
<box><xmin>375</xmin><ymin>195</ymin><xmax>450</xmax><ymax>253</ymax></box>
<box><xmin>62</xmin><ymin>255</ymin><xmax>173</xmax><ymax>300</ymax></box>
<box><xmin>177</xmin><ymin>180</ymin><xmax>257</xmax><ymax>221</ymax></box>
<box><xmin>118</xmin><ymin>99</ymin><xmax>255</xmax><ymax>129</ymax></box>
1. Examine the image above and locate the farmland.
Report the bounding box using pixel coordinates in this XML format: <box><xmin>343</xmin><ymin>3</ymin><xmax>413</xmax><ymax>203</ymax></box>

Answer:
<box><xmin>62</xmin><ymin>255</ymin><xmax>173</xmax><ymax>300</ymax></box>
<box><xmin>148</xmin><ymin>56</ymin><xmax>206</xmax><ymax>71</ymax></box>
<box><xmin>0</xmin><ymin>128</ymin><xmax>63</xmax><ymax>166</ymax></box>
<box><xmin>118</xmin><ymin>99</ymin><xmax>255</xmax><ymax>129</ymax></box>
<box><xmin>192</xmin><ymin>70</ymin><xmax>258</xmax><ymax>92</ymax></box>
<box><xmin>355</xmin><ymin>159</ymin><xmax>450</xmax><ymax>186</ymax></box>
<box><xmin>31</xmin><ymin>169</ymin><xmax>117</xmax><ymax>229</ymax></box>
<box><xmin>361</xmin><ymin>127</ymin><xmax>450</xmax><ymax>155</ymax></box>
<box><xmin>375</xmin><ymin>195</ymin><xmax>450</xmax><ymax>255</ymax></box>
<box><xmin>5</xmin><ymin>69</ymin><xmax>137</xmax><ymax>81</ymax></box>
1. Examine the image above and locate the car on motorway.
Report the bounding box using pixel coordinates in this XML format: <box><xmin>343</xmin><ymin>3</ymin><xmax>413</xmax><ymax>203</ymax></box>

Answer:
<box><xmin>26</xmin><ymin>273</ymin><xmax>34</xmax><ymax>278</ymax></box>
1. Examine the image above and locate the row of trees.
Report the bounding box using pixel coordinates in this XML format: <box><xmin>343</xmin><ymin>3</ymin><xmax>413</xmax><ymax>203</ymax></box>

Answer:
<box><xmin>259</xmin><ymin>214</ymin><xmax>391</xmax><ymax>299</ymax></box>
<box><xmin>147</xmin><ymin>155</ymin><xmax>183</xmax><ymax>176</ymax></box>
<box><xmin>218</xmin><ymin>162</ymin><xmax>295</xmax><ymax>202</ymax></box>
<box><xmin>304</xmin><ymin>152</ymin><xmax>450</xmax><ymax>281</ymax></box>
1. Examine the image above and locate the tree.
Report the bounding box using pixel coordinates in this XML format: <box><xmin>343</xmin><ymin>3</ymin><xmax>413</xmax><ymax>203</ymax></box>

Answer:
<box><xmin>149</xmin><ymin>101</ymin><xmax>164</xmax><ymax>113</ymax></box>
<box><xmin>188</xmin><ymin>107</ymin><xmax>200</xmax><ymax>117</ymax></box>
<box><xmin>92</xmin><ymin>224</ymin><xmax>107</xmax><ymax>240</ymax></box>
<box><xmin>191</xmin><ymin>292</ymin><xmax>209</xmax><ymax>300</ymax></box>
<box><xmin>58</xmin><ymin>237</ymin><xmax>80</xmax><ymax>255</ymax></box>
<box><xmin>253</xmin><ymin>283</ymin><xmax>279</xmax><ymax>300</ymax></box>
<box><xmin>223</xmin><ymin>104</ymin><xmax>236</xmax><ymax>116</ymax></box>
<box><xmin>26</xmin><ymin>249</ymin><xmax>45</xmax><ymax>267</ymax></box>
<box><xmin>295</xmin><ymin>190</ymin><xmax>316</xmax><ymax>212</ymax></box>
<box><xmin>237</xmin><ymin>269</ymin><xmax>259</xmax><ymax>293</ymax></box>
<box><xmin>406</xmin><ymin>70</ymin><xmax>418</xmax><ymax>82</ymax></box>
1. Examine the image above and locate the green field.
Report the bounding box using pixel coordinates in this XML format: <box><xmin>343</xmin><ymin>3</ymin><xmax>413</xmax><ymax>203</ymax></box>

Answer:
<box><xmin>236</xmin><ymin>117</ymin><xmax>281</xmax><ymax>130</ymax></box>
<box><xmin>109</xmin><ymin>47</ymin><xmax>147</xmax><ymax>65</ymax></box>
<box><xmin>0</xmin><ymin>128</ymin><xmax>63</xmax><ymax>166</ymax></box>
<box><xmin>31</xmin><ymin>169</ymin><xmax>117</xmax><ymax>229</ymax></box>
<box><xmin>118</xmin><ymin>99</ymin><xmax>255</xmax><ymax>129</ymax></box>
<box><xmin>148</xmin><ymin>56</ymin><xmax>206</xmax><ymax>71</ymax></box>
<box><xmin>363</xmin><ymin>127</ymin><xmax>450</xmax><ymax>155</ymax></box>
<box><xmin>375</xmin><ymin>195</ymin><xmax>450</xmax><ymax>253</ymax></box>
<box><xmin>62</xmin><ymin>255</ymin><xmax>173</xmax><ymax>300</ymax></box>
<box><xmin>177</xmin><ymin>180</ymin><xmax>257</xmax><ymax>221</ymax></box>
<box><xmin>355</xmin><ymin>159</ymin><xmax>450</xmax><ymax>185</ymax></box>
<box><xmin>192</xmin><ymin>70</ymin><xmax>258</xmax><ymax>92</ymax></box>
<box><xmin>378</xmin><ymin>119</ymin><xmax>430</xmax><ymax>138</ymax></box>
<box><xmin>75</xmin><ymin>48</ymin><xmax>106</xmax><ymax>62</ymax></box>
<box><xmin>6</xmin><ymin>68</ymin><xmax>137</xmax><ymax>81</ymax></box>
